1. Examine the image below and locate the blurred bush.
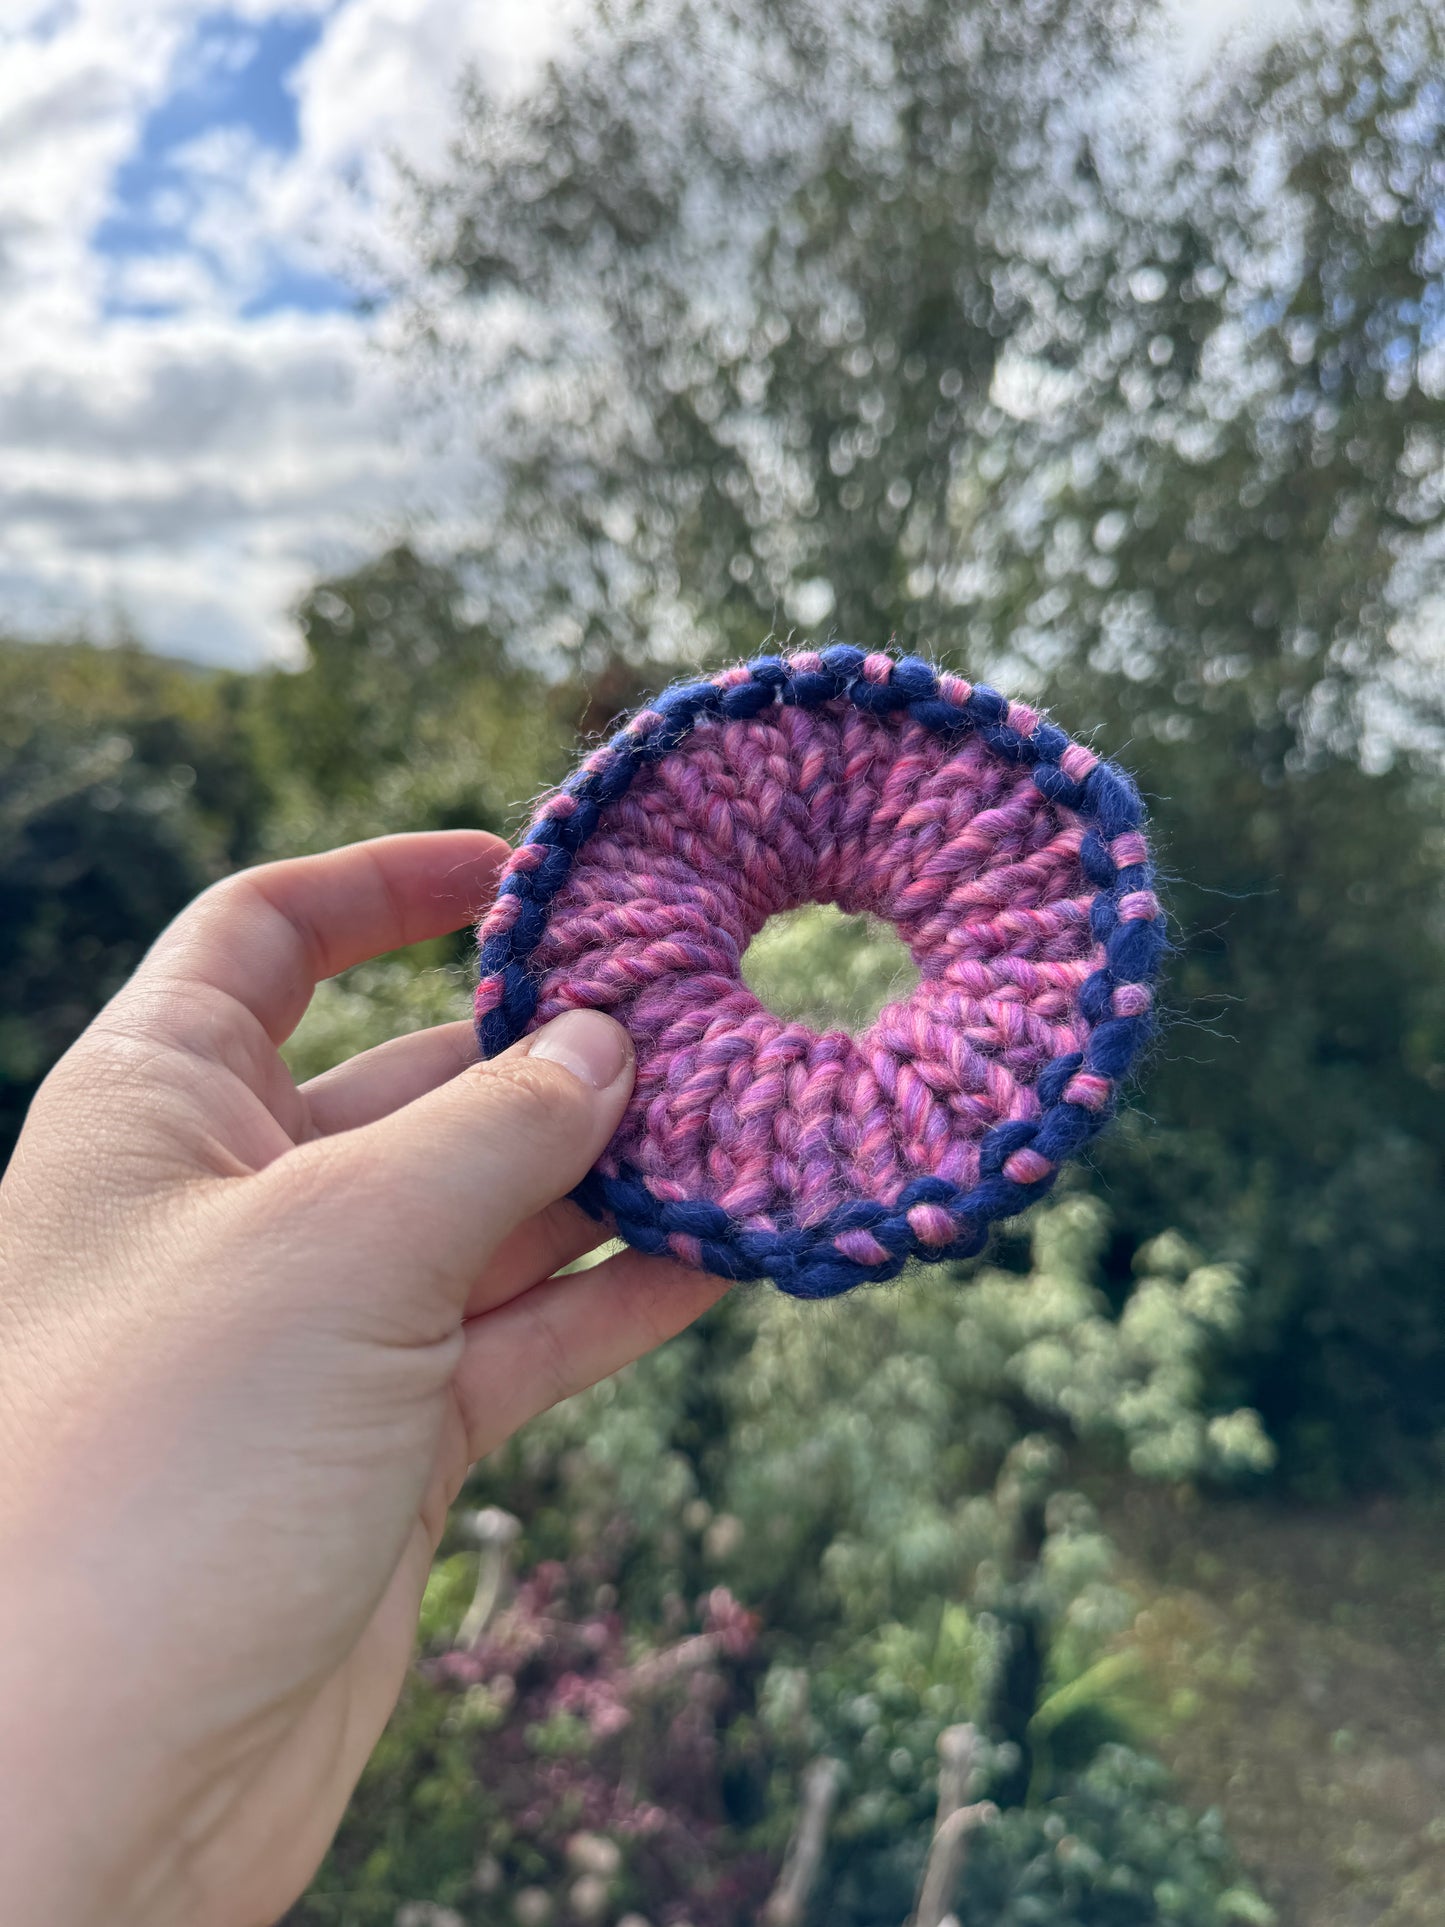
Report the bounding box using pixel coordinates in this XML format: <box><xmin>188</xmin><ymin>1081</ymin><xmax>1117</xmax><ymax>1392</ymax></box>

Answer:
<box><xmin>250</xmin><ymin>546</ymin><xmax>563</xmax><ymax>855</ymax></box>
<box><xmin>394</xmin><ymin>0</ymin><xmax>1445</xmax><ymax>1487</ymax></box>
<box><xmin>284</xmin><ymin>962</ymin><xmax>471</xmax><ymax>1087</ymax></box>
<box><xmin>959</xmin><ymin>1746</ymin><xmax>1274</xmax><ymax>1927</ymax></box>
<box><xmin>272</xmin><ymin>884</ymin><xmax>1292</xmax><ymax>1922</ymax></box>
<box><xmin>280</xmin><ymin>988</ymin><xmax>1273</xmax><ymax>1920</ymax></box>
<box><xmin>0</xmin><ymin>636</ymin><xmax>269</xmax><ymax>1151</ymax></box>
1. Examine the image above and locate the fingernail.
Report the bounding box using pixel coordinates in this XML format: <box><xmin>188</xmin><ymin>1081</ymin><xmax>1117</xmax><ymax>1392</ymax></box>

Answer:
<box><xmin>527</xmin><ymin>1009</ymin><xmax>631</xmax><ymax>1090</ymax></box>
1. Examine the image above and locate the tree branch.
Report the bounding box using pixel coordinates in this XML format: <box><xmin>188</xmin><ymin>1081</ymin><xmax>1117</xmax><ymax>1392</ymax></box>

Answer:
<box><xmin>456</xmin><ymin>1506</ymin><xmax>522</xmax><ymax>1648</ymax></box>
<box><xmin>763</xmin><ymin>1755</ymin><xmax>844</xmax><ymax>1927</ymax></box>
<box><xmin>912</xmin><ymin>1725</ymin><xmax>999</xmax><ymax>1927</ymax></box>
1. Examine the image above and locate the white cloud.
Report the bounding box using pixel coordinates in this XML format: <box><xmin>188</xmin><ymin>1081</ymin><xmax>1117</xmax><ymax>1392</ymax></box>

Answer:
<box><xmin>268</xmin><ymin>0</ymin><xmax>581</xmax><ymax>295</ymax></box>
<box><xmin>297</xmin><ymin>0</ymin><xmax>567</xmax><ymax>175</ymax></box>
<box><xmin>0</xmin><ymin>310</ymin><xmax>424</xmax><ymax>659</ymax></box>
<box><xmin>0</xmin><ymin>0</ymin><xmax>1293</xmax><ymax>666</ymax></box>
<box><xmin>1167</xmin><ymin>0</ymin><xmax>1308</xmax><ymax>72</ymax></box>
<box><xmin>0</xmin><ymin>0</ymin><xmax>570</xmax><ymax>665</ymax></box>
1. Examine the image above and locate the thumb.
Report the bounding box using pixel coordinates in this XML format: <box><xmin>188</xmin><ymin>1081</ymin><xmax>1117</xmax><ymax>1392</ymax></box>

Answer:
<box><xmin>279</xmin><ymin>1009</ymin><xmax>635</xmax><ymax>1326</ymax></box>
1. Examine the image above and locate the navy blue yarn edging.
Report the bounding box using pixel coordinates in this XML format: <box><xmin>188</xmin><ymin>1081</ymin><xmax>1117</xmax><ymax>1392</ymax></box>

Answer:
<box><xmin>476</xmin><ymin>646</ymin><xmax>1165</xmax><ymax>1299</ymax></box>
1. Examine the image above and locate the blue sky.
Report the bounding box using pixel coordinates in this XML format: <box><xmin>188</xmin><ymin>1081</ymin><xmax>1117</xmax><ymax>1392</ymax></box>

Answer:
<box><xmin>0</xmin><ymin>0</ymin><xmax>567</xmax><ymax>663</ymax></box>
<box><xmin>96</xmin><ymin>9</ymin><xmax>354</xmax><ymax>320</ymax></box>
<box><xmin>0</xmin><ymin>0</ymin><xmax>1272</xmax><ymax>667</ymax></box>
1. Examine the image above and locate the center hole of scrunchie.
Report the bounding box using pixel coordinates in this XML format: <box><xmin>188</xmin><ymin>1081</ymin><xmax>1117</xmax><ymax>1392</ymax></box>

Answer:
<box><xmin>740</xmin><ymin>904</ymin><xmax>921</xmax><ymax>1032</ymax></box>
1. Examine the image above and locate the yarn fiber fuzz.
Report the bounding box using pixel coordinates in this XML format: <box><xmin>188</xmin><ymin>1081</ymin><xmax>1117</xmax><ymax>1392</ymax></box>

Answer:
<box><xmin>475</xmin><ymin>646</ymin><xmax>1164</xmax><ymax>1299</ymax></box>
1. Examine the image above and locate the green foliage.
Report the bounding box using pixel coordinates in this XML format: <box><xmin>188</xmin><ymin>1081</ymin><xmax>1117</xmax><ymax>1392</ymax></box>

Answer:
<box><xmin>450</xmin><ymin>1163</ymin><xmax>1272</xmax><ymax>1921</ymax></box>
<box><xmin>297</xmin><ymin>1678</ymin><xmax>490</xmax><ymax>1924</ymax></box>
<box><xmin>250</xmin><ymin>545</ymin><xmax>564</xmax><ymax>854</ymax></box>
<box><xmin>0</xmin><ymin>637</ymin><xmax>270</xmax><ymax>1157</ymax></box>
<box><xmin>687</xmin><ymin>1193</ymin><xmax>1269</xmax><ymax>1638</ymax></box>
<box><xmin>1084</xmin><ymin>730</ymin><xmax>1445</xmax><ymax>1492</ymax></box>
<box><xmin>284</xmin><ymin>962</ymin><xmax>470</xmax><ymax>1085</ymax></box>
<box><xmin>959</xmin><ymin>1746</ymin><xmax>1273</xmax><ymax>1926</ymax></box>
<box><xmin>396</xmin><ymin>0</ymin><xmax>1445</xmax><ymax>1484</ymax></box>
<box><xmin>418</xmin><ymin>1555</ymin><xmax>478</xmax><ymax>1649</ymax></box>
<box><xmin>401</xmin><ymin>0</ymin><xmax>1149</xmax><ymax>664</ymax></box>
<box><xmin>742</xmin><ymin>903</ymin><xmax>920</xmax><ymax>1029</ymax></box>
<box><xmin>290</xmin><ymin>1150</ymin><xmax>1272</xmax><ymax>1923</ymax></box>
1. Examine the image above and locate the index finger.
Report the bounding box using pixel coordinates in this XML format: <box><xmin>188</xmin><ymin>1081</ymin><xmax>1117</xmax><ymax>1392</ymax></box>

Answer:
<box><xmin>126</xmin><ymin>831</ymin><xmax>509</xmax><ymax>1047</ymax></box>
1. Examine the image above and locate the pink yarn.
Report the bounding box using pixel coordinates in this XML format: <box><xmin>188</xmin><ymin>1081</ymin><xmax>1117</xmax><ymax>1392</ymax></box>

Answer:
<box><xmin>521</xmin><ymin>699</ymin><xmax>1103</xmax><ymax>1233</ymax></box>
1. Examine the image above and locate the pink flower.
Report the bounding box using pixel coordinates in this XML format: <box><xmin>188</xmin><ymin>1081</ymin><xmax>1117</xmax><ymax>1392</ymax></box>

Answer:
<box><xmin>701</xmin><ymin>1586</ymin><xmax>758</xmax><ymax>1657</ymax></box>
<box><xmin>550</xmin><ymin>1670</ymin><xmax>633</xmax><ymax>1739</ymax></box>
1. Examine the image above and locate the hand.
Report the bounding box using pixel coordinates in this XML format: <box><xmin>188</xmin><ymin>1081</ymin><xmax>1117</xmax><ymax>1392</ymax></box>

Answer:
<box><xmin>0</xmin><ymin>831</ymin><xmax>726</xmax><ymax>1927</ymax></box>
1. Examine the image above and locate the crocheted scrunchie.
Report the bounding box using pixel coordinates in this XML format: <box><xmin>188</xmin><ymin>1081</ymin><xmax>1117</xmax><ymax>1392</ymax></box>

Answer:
<box><xmin>475</xmin><ymin>647</ymin><xmax>1163</xmax><ymax>1299</ymax></box>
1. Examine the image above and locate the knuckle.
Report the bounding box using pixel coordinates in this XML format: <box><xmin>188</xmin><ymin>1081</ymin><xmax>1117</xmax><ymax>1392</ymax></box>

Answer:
<box><xmin>472</xmin><ymin>1054</ymin><xmax>596</xmax><ymax>1146</ymax></box>
<box><xmin>177</xmin><ymin>868</ymin><xmax>254</xmax><ymax>934</ymax></box>
<box><xmin>269</xmin><ymin>1132</ymin><xmax>374</xmax><ymax>1215</ymax></box>
<box><xmin>48</xmin><ymin>1017</ymin><xmax>174</xmax><ymax>1109</ymax></box>
<box><xmin>530</xmin><ymin>1297</ymin><xmax>575</xmax><ymax>1411</ymax></box>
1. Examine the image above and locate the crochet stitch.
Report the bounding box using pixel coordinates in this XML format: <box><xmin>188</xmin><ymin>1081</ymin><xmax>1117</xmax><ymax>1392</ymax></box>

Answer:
<box><xmin>475</xmin><ymin>646</ymin><xmax>1163</xmax><ymax>1298</ymax></box>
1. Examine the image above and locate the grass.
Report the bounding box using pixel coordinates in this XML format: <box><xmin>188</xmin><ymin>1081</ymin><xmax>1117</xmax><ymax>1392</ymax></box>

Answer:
<box><xmin>1104</xmin><ymin>1484</ymin><xmax>1445</xmax><ymax>1925</ymax></box>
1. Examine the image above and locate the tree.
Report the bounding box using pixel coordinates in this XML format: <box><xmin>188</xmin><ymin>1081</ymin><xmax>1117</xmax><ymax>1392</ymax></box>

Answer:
<box><xmin>251</xmin><ymin>544</ymin><xmax>563</xmax><ymax>854</ymax></box>
<box><xmin>0</xmin><ymin>637</ymin><xmax>269</xmax><ymax>1160</ymax></box>
<box><xmin>274</xmin><ymin>1126</ymin><xmax>1271</xmax><ymax>1923</ymax></box>
<box><xmin>394</xmin><ymin>0</ymin><xmax>1445</xmax><ymax>1481</ymax></box>
<box><xmin>398</xmin><ymin>0</ymin><xmax>1149</xmax><ymax>666</ymax></box>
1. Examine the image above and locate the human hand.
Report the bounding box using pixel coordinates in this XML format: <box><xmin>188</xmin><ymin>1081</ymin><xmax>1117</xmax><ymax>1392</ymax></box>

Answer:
<box><xmin>0</xmin><ymin>831</ymin><xmax>727</xmax><ymax>1927</ymax></box>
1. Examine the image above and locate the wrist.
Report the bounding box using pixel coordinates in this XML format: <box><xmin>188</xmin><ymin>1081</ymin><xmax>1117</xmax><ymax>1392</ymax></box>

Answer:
<box><xmin>0</xmin><ymin>1516</ymin><xmax>205</xmax><ymax>1927</ymax></box>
